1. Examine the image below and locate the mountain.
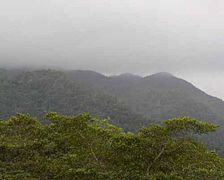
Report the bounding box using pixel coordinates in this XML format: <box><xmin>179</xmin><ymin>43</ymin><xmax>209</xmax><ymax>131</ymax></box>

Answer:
<box><xmin>0</xmin><ymin>69</ymin><xmax>147</xmax><ymax>131</ymax></box>
<box><xmin>67</xmin><ymin>70</ymin><xmax>224</xmax><ymax>124</ymax></box>
<box><xmin>0</xmin><ymin>69</ymin><xmax>224</xmax><ymax>154</ymax></box>
<box><xmin>67</xmin><ymin>70</ymin><xmax>224</xmax><ymax>154</ymax></box>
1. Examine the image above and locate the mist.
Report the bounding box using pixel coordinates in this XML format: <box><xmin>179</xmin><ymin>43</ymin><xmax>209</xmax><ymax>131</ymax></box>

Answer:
<box><xmin>0</xmin><ymin>0</ymin><xmax>224</xmax><ymax>99</ymax></box>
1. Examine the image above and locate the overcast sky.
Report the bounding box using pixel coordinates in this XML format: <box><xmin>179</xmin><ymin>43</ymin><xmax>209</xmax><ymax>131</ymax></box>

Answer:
<box><xmin>0</xmin><ymin>0</ymin><xmax>224</xmax><ymax>99</ymax></box>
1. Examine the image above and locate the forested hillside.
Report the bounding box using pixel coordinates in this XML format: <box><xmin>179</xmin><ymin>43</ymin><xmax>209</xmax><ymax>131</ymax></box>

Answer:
<box><xmin>0</xmin><ymin>113</ymin><xmax>223</xmax><ymax>179</ymax></box>
<box><xmin>67</xmin><ymin>71</ymin><xmax>224</xmax><ymax>124</ymax></box>
<box><xmin>0</xmin><ymin>69</ymin><xmax>147</xmax><ymax>131</ymax></box>
<box><xmin>0</xmin><ymin>69</ymin><xmax>224</xmax><ymax>154</ymax></box>
<box><xmin>67</xmin><ymin>70</ymin><xmax>224</xmax><ymax>155</ymax></box>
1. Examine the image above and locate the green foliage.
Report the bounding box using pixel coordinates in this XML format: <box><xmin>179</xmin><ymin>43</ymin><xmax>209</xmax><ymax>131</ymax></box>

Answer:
<box><xmin>165</xmin><ymin>117</ymin><xmax>218</xmax><ymax>135</ymax></box>
<box><xmin>1</xmin><ymin>69</ymin><xmax>224</xmax><ymax>155</ymax></box>
<box><xmin>0</xmin><ymin>113</ymin><xmax>223</xmax><ymax>179</ymax></box>
<box><xmin>163</xmin><ymin>117</ymin><xmax>218</xmax><ymax>142</ymax></box>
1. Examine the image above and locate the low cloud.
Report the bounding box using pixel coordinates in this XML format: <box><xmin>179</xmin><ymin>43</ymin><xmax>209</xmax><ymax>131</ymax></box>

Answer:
<box><xmin>0</xmin><ymin>0</ymin><xmax>223</xmax><ymax>99</ymax></box>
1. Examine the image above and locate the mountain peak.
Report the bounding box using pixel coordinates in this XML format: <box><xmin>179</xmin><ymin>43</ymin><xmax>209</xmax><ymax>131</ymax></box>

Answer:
<box><xmin>144</xmin><ymin>72</ymin><xmax>174</xmax><ymax>79</ymax></box>
<box><xmin>153</xmin><ymin>72</ymin><xmax>174</xmax><ymax>77</ymax></box>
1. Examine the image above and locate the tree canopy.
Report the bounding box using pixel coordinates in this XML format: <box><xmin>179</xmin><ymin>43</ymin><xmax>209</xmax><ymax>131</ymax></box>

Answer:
<box><xmin>0</xmin><ymin>113</ymin><xmax>223</xmax><ymax>179</ymax></box>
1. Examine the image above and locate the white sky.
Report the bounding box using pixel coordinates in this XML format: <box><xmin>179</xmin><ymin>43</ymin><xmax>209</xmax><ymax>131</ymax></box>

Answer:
<box><xmin>0</xmin><ymin>0</ymin><xmax>224</xmax><ymax>99</ymax></box>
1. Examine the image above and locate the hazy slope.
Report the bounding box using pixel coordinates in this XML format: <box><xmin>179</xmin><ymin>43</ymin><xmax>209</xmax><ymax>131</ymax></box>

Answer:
<box><xmin>1</xmin><ymin>69</ymin><xmax>224</xmax><ymax>154</ymax></box>
<box><xmin>66</xmin><ymin>70</ymin><xmax>224</xmax><ymax>154</ymax></box>
<box><xmin>67</xmin><ymin>71</ymin><xmax>224</xmax><ymax>124</ymax></box>
<box><xmin>0</xmin><ymin>69</ymin><xmax>147</xmax><ymax>131</ymax></box>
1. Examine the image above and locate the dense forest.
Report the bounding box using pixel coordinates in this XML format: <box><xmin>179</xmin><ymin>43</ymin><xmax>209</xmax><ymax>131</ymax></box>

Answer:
<box><xmin>0</xmin><ymin>69</ymin><xmax>147</xmax><ymax>131</ymax></box>
<box><xmin>67</xmin><ymin>70</ymin><xmax>224</xmax><ymax>155</ymax></box>
<box><xmin>0</xmin><ymin>69</ymin><xmax>224</xmax><ymax>156</ymax></box>
<box><xmin>1</xmin><ymin>0</ymin><xmax>224</xmax><ymax>178</ymax></box>
<box><xmin>0</xmin><ymin>113</ymin><xmax>223</xmax><ymax>179</ymax></box>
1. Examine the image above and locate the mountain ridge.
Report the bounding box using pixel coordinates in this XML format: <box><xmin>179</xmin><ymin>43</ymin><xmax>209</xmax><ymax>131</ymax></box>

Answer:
<box><xmin>66</xmin><ymin>70</ymin><xmax>224</xmax><ymax>120</ymax></box>
<box><xmin>0</xmin><ymin>68</ymin><xmax>224</xmax><ymax>154</ymax></box>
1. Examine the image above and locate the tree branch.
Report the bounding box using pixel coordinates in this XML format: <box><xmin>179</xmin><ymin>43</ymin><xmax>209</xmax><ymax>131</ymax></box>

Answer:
<box><xmin>147</xmin><ymin>146</ymin><xmax>165</xmax><ymax>175</ymax></box>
